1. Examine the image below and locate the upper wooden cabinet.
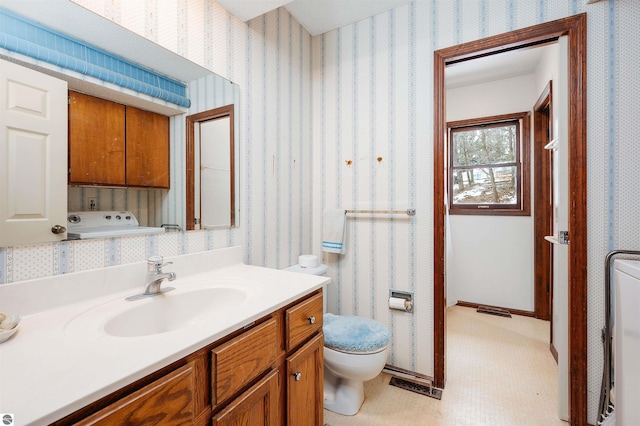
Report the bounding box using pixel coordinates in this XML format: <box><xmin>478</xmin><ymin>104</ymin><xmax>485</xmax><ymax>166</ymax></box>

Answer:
<box><xmin>68</xmin><ymin>91</ymin><xmax>125</xmax><ymax>186</ymax></box>
<box><xmin>126</xmin><ymin>106</ymin><xmax>170</xmax><ymax>188</ymax></box>
<box><xmin>68</xmin><ymin>91</ymin><xmax>170</xmax><ymax>188</ymax></box>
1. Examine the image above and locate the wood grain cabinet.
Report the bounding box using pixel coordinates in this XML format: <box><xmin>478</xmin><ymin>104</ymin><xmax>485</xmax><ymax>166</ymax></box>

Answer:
<box><xmin>73</xmin><ymin>362</ymin><xmax>198</xmax><ymax>425</ymax></box>
<box><xmin>211</xmin><ymin>318</ymin><xmax>278</xmax><ymax>407</ymax></box>
<box><xmin>286</xmin><ymin>334</ymin><xmax>324</xmax><ymax>426</ymax></box>
<box><xmin>56</xmin><ymin>290</ymin><xmax>324</xmax><ymax>426</ymax></box>
<box><xmin>212</xmin><ymin>369</ymin><xmax>280</xmax><ymax>426</ymax></box>
<box><xmin>68</xmin><ymin>91</ymin><xmax>169</xmax><ymax>188</ymax></box>
<box><xmin>283</xmin><ymin>292</ymin><xmax>324</xmax><ymax>426</ymax></box>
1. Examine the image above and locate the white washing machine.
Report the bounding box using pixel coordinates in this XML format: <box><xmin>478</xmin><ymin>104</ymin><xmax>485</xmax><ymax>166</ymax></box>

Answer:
<box><xmin>614</xmin><ymin>259</ymin><xmax>640</xmax><ymax>424</ymax></box>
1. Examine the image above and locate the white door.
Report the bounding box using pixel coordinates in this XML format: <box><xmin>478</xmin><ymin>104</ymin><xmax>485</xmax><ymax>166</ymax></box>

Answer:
<box><xmin>0</xmin><ymin>59</ymin><xmax>68</xmax><ymax>246</ymax></box>
<box><xmin>199</xmin><ymin>116</ymin><xmax>231</xmax><ymax>228</ymax></box>
<box><xmin>552</xmin><ymin>35</ymin><xmax>570</xmax><ymax>421</ymax></box>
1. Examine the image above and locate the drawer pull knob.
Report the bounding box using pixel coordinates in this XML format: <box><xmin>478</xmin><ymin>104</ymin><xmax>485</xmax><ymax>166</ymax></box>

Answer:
<box><xmin>293</xmin><ymin>372</ymin><xmax>302</xmax><ymax>381</ymax></box>
<box><xmin>308</xmin><ymin>316</ymin><xmax>316</xmax><ymax>324</ymax></box>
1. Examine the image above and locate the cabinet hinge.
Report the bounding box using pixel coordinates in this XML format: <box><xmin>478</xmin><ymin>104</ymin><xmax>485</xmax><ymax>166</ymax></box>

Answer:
<box><xmin>194</xmin><ymin>218</ymin><xmax>200</xmax><ymax>225</ymax></box>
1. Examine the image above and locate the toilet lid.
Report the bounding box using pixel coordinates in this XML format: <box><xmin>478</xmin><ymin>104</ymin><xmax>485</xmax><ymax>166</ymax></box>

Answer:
<box><xmin>323</xmin><ymin>313</ymin><xmax>391</xmax><ymax>354</ymax></box>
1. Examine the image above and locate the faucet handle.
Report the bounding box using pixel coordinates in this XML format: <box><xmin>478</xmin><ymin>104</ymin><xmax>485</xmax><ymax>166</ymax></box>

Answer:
<box><xmin>147</xmin><ymin>256</ymin><xmax>172</xmax><ymax>271</ymax></box>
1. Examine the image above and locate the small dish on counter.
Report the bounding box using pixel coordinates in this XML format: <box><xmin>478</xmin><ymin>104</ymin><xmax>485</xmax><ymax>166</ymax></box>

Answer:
<box><xmin>0</xmin><ymin>325</ymin><xmax>18</xmax><ymax>343</ymax></box>
<box><xmin>0</xmin><ymin>313</ymin><xmax>20</xmax><ymax>343</ymax></box>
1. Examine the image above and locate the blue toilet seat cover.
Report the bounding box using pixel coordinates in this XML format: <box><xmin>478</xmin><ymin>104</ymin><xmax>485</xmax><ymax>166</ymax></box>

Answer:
<box><xmin>323</xmin><ymin>313</ymin><xmax>391</xmax><ymax>353</ymax></box>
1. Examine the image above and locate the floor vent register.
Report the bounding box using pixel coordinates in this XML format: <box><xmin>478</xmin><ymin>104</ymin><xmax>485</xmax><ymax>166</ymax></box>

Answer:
<box><xmin>389</xmin><ymin>377</ymin><xmax>443</xmax><ymax>400</ymax></box>
<box><xmin>476</xmin><ymin>305</ymin><xmax>512</xmax><ymax>318</ymax></box>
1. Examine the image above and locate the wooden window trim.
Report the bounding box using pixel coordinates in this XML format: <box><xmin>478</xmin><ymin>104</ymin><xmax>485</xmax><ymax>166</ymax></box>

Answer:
<box><xmin>447</xmin><ymin>112</ymin><xmax>531</xmax><ymax>216</ymax></box>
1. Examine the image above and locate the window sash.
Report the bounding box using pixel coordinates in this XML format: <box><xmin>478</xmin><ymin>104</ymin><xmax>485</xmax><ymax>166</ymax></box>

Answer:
<box><xmin>447</xmin><ymin>113</ymin><xmax>529</xmax><ymax>215</ymax></box>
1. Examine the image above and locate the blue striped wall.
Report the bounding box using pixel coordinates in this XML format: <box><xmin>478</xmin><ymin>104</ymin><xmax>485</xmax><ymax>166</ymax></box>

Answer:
<box><xmin>2</xmin><ymin>1</ymin><xmax>639</xmax><ymax>422</ymax></box>
<box><xmin>313</xmin><ymin>1</ymin><xmax>634</xmax><ymax>422</ymax></box>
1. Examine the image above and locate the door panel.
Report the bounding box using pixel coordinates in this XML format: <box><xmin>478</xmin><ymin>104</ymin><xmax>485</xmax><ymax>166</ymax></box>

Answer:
<box><xmin>0</xmin><ymin>59</ymin><xmax>68</xmax><ymax>245</ymax></box>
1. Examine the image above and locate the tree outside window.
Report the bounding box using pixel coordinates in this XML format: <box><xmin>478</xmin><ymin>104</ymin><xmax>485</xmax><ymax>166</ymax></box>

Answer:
<box><xmin>447</xmin><ymin>112</ymin><xmax>530</xmax><ymax>216</ymax></box>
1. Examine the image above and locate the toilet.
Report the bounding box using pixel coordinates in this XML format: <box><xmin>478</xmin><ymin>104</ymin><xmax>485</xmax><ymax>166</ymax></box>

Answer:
<box><xmin>285</xmin><ymin>257</ymin><xmax>391</xmax><ymax>416</ymax></box>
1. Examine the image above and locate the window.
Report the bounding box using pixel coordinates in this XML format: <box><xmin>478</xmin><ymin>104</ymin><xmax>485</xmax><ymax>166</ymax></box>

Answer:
<box><xmin>447</xmin><ymin>112</ymin><xmax>530</xmax><ymax>216</ymax></box>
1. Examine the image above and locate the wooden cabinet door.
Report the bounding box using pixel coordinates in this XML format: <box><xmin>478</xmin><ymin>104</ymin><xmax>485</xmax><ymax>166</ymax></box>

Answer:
<box><xmin>74</xmin><ymin>362</ymin><xmax>196</xmax><ymax>425</ymax></box>
<box><xmin>125</xmin><ymin>106</ymin><xmax>170</xmax><ymax>188</ymax></box>
<box><xmin>68</xmin><ymin>91</ymin><xmax>125</xmax><ymax>186</ymax></box>
<box><xmin>286</xmin><ymin>333</ymin><xmax>324</xmax><ymax>426</ymax></box>
<box><xmin>212</xmin><ymin>319</ymin><xmax>278</xmax><ymax>406</ymax></box>
<box><xmin>212</xmin><ymin>369</ymin><xmax>279</xmax><ymax>426</ymax></box>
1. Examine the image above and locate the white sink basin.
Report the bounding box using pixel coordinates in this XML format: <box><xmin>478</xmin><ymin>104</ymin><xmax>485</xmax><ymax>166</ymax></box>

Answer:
<box><xmin>65</xmin><ymin>279</ymin><xmax>259</xmax><ymax>339</ymax></box>
<box><xmin>104</xmin><ymin>287</ymin><xmax>247</xmax><ymax>337</ymax></box>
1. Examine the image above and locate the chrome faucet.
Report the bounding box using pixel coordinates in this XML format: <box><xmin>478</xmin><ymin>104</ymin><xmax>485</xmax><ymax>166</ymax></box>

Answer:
<box><xmin>126</xmin><ymin>256</ymin><xmax>176</xmax><ymax>301</ymax></box>
<box><xmin>144</xmin><ymin>255</ymin><xmax>176</xmax><ymax>295</ymax></box>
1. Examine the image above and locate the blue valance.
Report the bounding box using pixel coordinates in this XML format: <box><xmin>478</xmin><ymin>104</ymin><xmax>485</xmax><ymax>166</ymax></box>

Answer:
<box><xmin>0</xmin><ymin>8</ymin><xmax>190</xmax><ymax>108</ymax></box>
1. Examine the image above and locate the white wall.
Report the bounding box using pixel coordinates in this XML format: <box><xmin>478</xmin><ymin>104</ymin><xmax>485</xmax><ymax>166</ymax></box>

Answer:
<box><xmin>445</xmin><ymin>74</ymin><xmax>537</xmax><ymax>311</ymax></box>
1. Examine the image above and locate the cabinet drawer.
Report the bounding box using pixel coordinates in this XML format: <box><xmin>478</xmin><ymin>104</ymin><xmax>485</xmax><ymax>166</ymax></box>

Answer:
<box><xmin>286</xmin><ymin>292</ymin><xmax>323</xmax><ymax>352</ymax></box>
<box><xmin>74</xmin><ymin>362</ymin><xmax>196</xmax><ymax>425</ymax></box>
<box><xmin>211</xmin><ymin>318</ymin><xmax>278</xmax><ymax>405</ymax></box>
<box><xmin>212</xmin><ymin>369</ymin><xmax>279</xmax><ymax>426</ymax></box>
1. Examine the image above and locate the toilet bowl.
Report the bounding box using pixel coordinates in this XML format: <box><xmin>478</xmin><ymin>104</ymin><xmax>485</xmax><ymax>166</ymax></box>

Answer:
<box><xmin>322</xmin><ymin>313</ymin><xmax>391</xmax><ymax>415</ymax></box>
<box><xmin>284</xmin><ymin>258</ymin><xmax>391</xmax><ymax>416</ymax></box>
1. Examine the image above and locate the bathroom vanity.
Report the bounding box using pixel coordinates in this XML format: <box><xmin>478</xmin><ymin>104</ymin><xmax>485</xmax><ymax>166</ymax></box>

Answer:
<box><xmin>0</xmin><ymin>246</ymin><xmax>327</xmax><ymax>425</ymax></box>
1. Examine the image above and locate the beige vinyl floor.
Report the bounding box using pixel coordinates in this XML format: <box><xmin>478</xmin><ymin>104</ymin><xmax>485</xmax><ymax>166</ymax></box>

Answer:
<box><xmin>324</xmin><ymin>306</ymin><xmax>567</xmax><ymax>426</ymax></box>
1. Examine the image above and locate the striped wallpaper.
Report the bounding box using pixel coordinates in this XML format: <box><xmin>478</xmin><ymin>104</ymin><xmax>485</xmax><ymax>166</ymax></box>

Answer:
<box><xmin>1</xmin><ymin>0</ymin><xmax>638</xmax><ymax>422</ymax></box>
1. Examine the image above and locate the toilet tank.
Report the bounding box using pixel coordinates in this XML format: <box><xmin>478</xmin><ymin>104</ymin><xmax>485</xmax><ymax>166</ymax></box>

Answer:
<box><xmin>284</xmin><ymin>256</ymin><xmax>329</xmax><ymax>313</ymax></box>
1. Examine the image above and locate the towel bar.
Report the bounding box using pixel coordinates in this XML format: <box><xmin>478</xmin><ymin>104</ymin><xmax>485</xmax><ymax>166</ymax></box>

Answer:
<box><xmin>345</xmin><ymin>209</ymin><xmax>416</xmax><ymax>216</ymax></box>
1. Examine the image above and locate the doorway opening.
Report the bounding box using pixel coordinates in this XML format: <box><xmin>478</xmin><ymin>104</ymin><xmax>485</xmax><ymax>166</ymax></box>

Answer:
<box><xmin>433</xmin><ymin>14</ymin><xmax>587</xmax><ymax>425</ymax></box>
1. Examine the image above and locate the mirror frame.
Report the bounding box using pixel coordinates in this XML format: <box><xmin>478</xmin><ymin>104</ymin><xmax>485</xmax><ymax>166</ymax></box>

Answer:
<box><xmin>185</xmin><ymin>104</ymin><xmax>236</xmax><ymax>230</ymax></box>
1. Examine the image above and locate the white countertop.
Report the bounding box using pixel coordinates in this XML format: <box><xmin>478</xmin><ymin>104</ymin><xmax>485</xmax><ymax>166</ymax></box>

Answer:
<box><xmin>0</xmin><ymin>247</ymin><xmax>328</xmax><ymax>425</ymax></box>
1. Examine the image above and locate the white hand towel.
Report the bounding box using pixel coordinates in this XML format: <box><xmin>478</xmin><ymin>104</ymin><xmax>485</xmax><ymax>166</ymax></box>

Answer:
<box><xmin>322</xmin><ymin>209</ymin><xmax>346</xmax><ymax>254</ymax></box>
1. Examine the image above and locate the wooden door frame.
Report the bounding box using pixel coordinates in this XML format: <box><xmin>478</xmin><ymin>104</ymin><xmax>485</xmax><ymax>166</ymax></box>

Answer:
<box><xmin>185</xmin><ymin>104</ymin><xmax>235</xmax><ymax>231</ymax></box>
<box><xmin>533</xmin><ymin>81</ymin><xmax>553</xmax><ymax>315</ymax></box>
<box><xmin>433</xmin><ymin>14</ymin><xmax>587</xmax><ymax>424</ymax></box>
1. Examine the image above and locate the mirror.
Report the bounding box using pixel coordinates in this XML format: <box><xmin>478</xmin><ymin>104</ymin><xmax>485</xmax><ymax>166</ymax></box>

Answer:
<box><xmin>0</xmin><ymin>1</ymin><xmax>240</xmax><ymax>245</ymax></box>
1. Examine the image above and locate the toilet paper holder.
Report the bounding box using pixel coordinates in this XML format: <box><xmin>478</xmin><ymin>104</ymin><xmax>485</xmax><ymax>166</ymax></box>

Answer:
<box><xmin>388</xmin><ymin>290</ymin><xmax>413</xmax><ymax>313</ymax></box>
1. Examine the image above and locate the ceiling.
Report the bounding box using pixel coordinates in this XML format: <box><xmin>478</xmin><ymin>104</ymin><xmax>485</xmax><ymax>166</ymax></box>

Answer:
<box><xmin>218</xmin><ymin>0</ymin><xmax>557</xmax><ymax>88</ymax></box>
<box><xmin>445</xmin><ymin>43</ymin><xmax>557</xmax><ymax>89</ymax></box>
<box><xmin>217</xmin><ymin>0</ymin><xmax>412</xmax><ymax>36</ymax></box>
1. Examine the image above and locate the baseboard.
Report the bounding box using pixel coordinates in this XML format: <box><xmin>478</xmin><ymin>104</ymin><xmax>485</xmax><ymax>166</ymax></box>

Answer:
<box><xmin>550</xmin><ymin>343</ymin><xmax>558</xmax><ymax>363</ymax></box>
<box><xmin>383</xmin><ymin>364</ymin><xmax>434</xmax><ymax>386</ymax></box>
<box><xmin>456</xmin><ymin>300</ymin><xmax>536</xmax><ymax>318</ymax></box>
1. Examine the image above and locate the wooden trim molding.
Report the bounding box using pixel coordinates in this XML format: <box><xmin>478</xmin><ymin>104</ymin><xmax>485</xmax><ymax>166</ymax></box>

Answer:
<box><xmin>533</xmin><ymin>81</ymin><xmax>553</xmax><ymax>321</ymax></box>
<box><xmin>433</xmin><ymin>14</ymin><xmax>587</xmax><ymax>424</ymax></box>
<box><xmin>185</xmin><ymin>104</ymin><xmax>235</xmax><ymax>231</ymax></box>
